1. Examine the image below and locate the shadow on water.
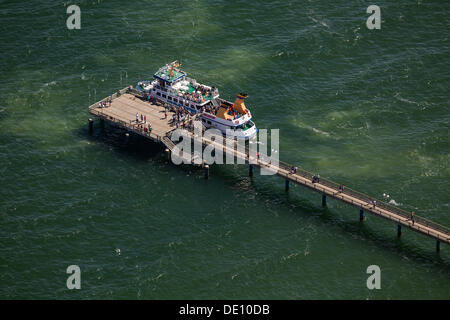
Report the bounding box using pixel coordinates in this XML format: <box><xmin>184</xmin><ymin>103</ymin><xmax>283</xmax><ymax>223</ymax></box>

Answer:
<box><xmin>77</xmin><ymin>119</ymin><xmax>162</xmax><ymax>159</ymax></box>
<box><xmin>77</xmin><ymin>119</ymin><xmax>450</xmax><ymax>271</ymax></box>
<box><xmin>76</xmin><ymin>118</ymin><xmax>204</xmax><ymax>173</ymax></box>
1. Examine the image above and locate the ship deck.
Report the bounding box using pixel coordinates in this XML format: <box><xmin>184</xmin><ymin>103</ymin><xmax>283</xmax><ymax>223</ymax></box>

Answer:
<box><xmin>154</xmin><ymin>67</ymin><xmax>185</xmax><ymax>83</ymax></box>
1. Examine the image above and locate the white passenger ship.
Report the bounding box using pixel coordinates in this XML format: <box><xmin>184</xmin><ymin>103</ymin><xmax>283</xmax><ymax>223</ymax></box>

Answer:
<box><xmin>136</xmin><ymin>61</ymin><xmax>257</xmax><ymax>140</ymax></box>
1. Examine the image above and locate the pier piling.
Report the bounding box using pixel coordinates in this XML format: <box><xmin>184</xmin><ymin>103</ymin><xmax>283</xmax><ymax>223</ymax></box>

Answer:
<box><xmin>285</xmin><ymin>180</ymin><xmax>290</xmax><ymax>192</ymax></box>
<box><xmin>322</xmin><ymin>194</ymin><xmax>327</xmax><ymax>207</ymax></box>
<box><xmin>436</xmin><ymin>240</ymin><xmax>441</xmax><ymax>252</ymax></box>
<box><xmin>397</xmin><ymin>224</ymin><xmax>402</xmax><ymax>237</ymax></box>
<box><xmin>204</xmin><ymin>165</ymin><xmax>210</xmax><ymax>179</ymax></box>
<box><xmin>124</xmin><ymin>133</ymin><xmax>130</xmax><ymax>144</ymax></box>
<box><xmin>88</xmin><ymin>118</ymin><xmax>93</xmax><ymax>134</ymax></box>
<box><xmin>360</xmin><ymin>208</ymin><xmax>365</xmax><ymax>221</ymax></box>
<box><xmin>249</xmin><ymin>164</ymin><xmax>254</xmax><ymax>177</ymax></box>
<box><xmin>165</xmin><ymin>148</ymin><xmax>170</xmax><ymax>161</ymax></box>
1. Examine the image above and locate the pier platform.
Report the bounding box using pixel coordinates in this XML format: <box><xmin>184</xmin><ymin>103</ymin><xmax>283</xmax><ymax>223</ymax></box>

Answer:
<box><xmin>89</xmin><ymin>88</ymin><xmax>186</xmax><ymax>143</ymax></box>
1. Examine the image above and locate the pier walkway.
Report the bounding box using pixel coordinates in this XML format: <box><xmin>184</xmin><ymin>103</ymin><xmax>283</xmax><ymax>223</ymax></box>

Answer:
<box><xmin>89</xmin><ymin>88</ymin><xmax>450</xmax><ymax>250</ymax></box>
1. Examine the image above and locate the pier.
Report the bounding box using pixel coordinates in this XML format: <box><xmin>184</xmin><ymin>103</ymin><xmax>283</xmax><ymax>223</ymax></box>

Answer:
<box><xmin>89</xmin><ymin>88</ymin><xmax>450</xmax><ymax>251</ymax></box>
<box><xmin>89</xmin><ymin>88</ymin><xmax>178</xmax><ymax>143</ymax></box>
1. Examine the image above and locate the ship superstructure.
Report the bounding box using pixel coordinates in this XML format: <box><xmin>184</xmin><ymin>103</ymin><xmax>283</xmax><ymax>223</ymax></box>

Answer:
<box><xmin>136</xmin><ymin>61</ymin><xmax>257</xmax><ymax>139</ymax></box>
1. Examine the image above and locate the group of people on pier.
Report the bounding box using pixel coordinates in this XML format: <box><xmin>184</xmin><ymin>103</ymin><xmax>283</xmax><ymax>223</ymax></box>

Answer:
<box><xmin>98</xmin><ymin>99</ymin><xmax>111</xmax><ymax>108</ymax></box>
<box><xmin>135</xmin><ymin>112</ymin><xmax>152</xmax><ymax>133</ymax></box>
<box><xmin>312</xmin><ymin>174</ymin><xmax>320</xmax><ymax>183</ymax></box>
<box><xmin>170</xmin><ymin>107</ymin><xmax>191</xmax><ymax>128</ymax></box>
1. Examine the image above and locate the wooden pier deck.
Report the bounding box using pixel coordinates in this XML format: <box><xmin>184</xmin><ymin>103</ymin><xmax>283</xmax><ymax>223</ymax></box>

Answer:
<box><xmin>89</xmin><ymin>89</ymin><xmax>450</xmax><ymax>250</ymax></box>
<box><xmin>89</xmin><ymin>89</ymin><xmax>179</xmax><ymax>143</ymax></box>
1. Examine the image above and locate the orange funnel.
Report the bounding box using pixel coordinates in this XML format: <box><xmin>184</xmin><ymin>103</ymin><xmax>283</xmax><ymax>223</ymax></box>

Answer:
<box><xmin>232</xmin><ymin>93</ymin><xmax>248</xmax><ymax>114</ymax></box>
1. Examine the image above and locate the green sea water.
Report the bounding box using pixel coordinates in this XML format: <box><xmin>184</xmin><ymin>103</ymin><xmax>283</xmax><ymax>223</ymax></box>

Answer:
<box><xmin>0</xmin><ymin>0</ymin><xmax>449</xmax><ymax>299</ymax></box>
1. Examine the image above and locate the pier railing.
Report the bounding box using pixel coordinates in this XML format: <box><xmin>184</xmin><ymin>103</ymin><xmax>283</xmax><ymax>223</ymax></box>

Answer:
<box><xmin>275</xmin><ymin>159</ymin><xmax>450</xmax><ymax>237</ymax></box>
<box><xmin>89</xmin><ymin>106</ymin><xmax>162</xmax><ymax>143</ymax></box>
<box><xmin>88</xmin><ymin>87</ymin><xmax>143</xmax><ymax>110</ymax></box>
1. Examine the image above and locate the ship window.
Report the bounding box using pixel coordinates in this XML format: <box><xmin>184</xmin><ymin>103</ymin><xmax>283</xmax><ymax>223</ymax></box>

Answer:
<box><xmin>207</xmin><ymin>121</ymin><xmax>211</xmax><ymax>125</ymax></box>
<box><xmin>173</xmin><ymin>98</ymin><xmax>178</xmax><ymax>103</ymax></box>
<box><xmin>156</xmin><ymin>92</ymin><xmax>161</xmax><ymax>96</ymax></box>
<box><xmin>202</xmin><ymin>119</ymin><xmax>206</xmax><ymax>122</ymax></box>
<box><xmin>168</xmin><ymin>96</ymin><xmax>172</xmax><ymax>100</ymax></box>
<box><xmin>162</xmin><ymin>94</ymin><xmax>166</xmax><ymax>98</ymax></box>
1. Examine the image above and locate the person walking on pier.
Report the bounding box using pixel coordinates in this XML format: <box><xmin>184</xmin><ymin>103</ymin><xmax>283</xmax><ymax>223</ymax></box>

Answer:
<box><xmin>410</xmin><ymin>211</ymin><xmax>415</xmax><ymax>225</ymax></box>
<box><xmin>339</xmin><ymin>184</ymin><xmax>345</xmax><ymax>193</ymax></box>
<box><xmin>136</xmin><ymin>113</ymin><xmax>139</xmax><ymax>123</ymax></box>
